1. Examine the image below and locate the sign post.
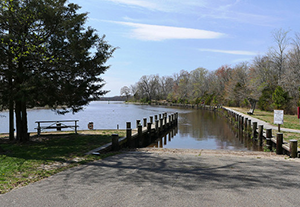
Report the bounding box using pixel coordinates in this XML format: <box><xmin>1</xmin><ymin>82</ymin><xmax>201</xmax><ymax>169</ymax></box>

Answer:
<box><xmin>274</xmin><ymin>110</ymin><xmax>284</xmax><ymax>132</ymax></box>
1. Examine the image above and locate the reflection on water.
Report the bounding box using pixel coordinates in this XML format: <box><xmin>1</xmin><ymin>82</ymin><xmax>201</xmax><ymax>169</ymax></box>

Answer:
<box><xmin>149</xmin><ymin>109</ymin><xmax>248</xmax><ymax>151</ymax></box>
<box><xmin>0</xmin><ymin>101</ymin><xmax>250</xmax><ymax>151</ymax></box>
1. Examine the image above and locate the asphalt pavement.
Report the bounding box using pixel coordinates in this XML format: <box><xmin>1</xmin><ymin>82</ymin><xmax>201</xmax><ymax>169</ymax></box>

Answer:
<box><xmin>1</xmin><ymin>149</ymin><xmax>300</xmax><ymax>207</ymax></box>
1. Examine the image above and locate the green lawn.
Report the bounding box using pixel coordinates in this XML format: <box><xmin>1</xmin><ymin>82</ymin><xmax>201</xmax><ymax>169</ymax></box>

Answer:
<box><xmin>0</xmin><ymin>130</ymin><xmax>125</xmax><ymax>194</ymax></box>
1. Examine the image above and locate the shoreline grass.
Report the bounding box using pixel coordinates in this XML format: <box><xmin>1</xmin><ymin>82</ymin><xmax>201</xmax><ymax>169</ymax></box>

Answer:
<box><xmin>0</xmin><ymin>130</ymin><xmax>126</xmax><ymax>194</ymax></box>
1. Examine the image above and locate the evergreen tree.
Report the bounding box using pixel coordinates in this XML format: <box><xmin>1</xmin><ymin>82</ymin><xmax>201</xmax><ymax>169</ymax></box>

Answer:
<box><xmin>0</xmin><ymin>0</ymin><xmax>115</xmax><ymax>142</ymax></box>
<box><xmin>272</xmin><ymin>86</ymin><xmax>290</xmax><ymax>110</ymax></box>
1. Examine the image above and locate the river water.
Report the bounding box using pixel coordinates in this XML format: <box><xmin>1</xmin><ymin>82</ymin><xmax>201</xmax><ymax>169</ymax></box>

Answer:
<box><xmin>0</xmin><ymin>101</ymin><xmax>249</xmax><ymax>151</ymax></box>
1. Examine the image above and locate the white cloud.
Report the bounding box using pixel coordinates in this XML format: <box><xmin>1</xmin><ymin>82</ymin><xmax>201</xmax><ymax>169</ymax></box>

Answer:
<box><xmin>107</xmin><ymin>0</ymin><xmax>159</xmax><ymax>10</ymax></box>
<box><xmin>110</xmin><ymin>21</ymin><xmax>225</xmax><ymax>41</ymax></box>
<box><xmin>106</xmin><ymin>0</ymin><xmax>278</xmax><ymax>27</ymax></box>
<box><xmin>106</xmin><ymin>0</ymin><xmax>207</xmax><ymax>12</ymax></box>
<box><xmin>198</xmin><ymin>48</ymin><xmax>257</xmax><ymax>56</ymax></box>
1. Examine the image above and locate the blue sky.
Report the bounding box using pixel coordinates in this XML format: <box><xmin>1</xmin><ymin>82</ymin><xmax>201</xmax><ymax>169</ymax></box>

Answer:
<box><xmin>69</xmin><ymin>0</ymin><xmax>300</xmax><ymax>96</ymax></box>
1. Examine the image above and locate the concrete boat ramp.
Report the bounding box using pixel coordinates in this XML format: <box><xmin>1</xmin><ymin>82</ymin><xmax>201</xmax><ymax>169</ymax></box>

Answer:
<box><xmin>1</xmin><ymin>149</ymin><xmax>300</xmax><ymax>207</ymax></box>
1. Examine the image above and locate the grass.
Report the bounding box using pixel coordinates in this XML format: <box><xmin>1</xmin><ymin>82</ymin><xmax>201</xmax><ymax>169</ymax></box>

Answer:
<box><xmin>0</xmin><ymin>130</ymin><xmax>126</xmax><ymax>194</ymax></box>
<box><xmin>229</xmin><ymin>107</ymin><xmax>300</xmax><ymax>130</ymax></box>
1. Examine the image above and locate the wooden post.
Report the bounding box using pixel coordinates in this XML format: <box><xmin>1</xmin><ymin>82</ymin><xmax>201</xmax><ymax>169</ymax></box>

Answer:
<box><xmin>56</xmin><ymin>122</ymin><xmax>61</xmax><ymax>131</ymax></box>
<box><xmin>155</xmin><ymin>115</ymin><xmax>158</xmax><ymax>121</ymax></box>
<box><xmin>37</xmin><ymin>122</ymin><xmax>41</xmax><ymax>136</ymax></box>
<box><xmin>138</xmin><ymin>125</ymin><xmax>143</xmax><ymax>147</ymax></box>
<box><xmin>266</xmin><ymin>128</ymin><xmax>272</xmax><ymax>151</ymax></box>
<box><xmin>290</xmin><ymin>140</ymin><xmax>298</xmax><ymax>158</ymax></box>
<box><xmin>155</xmin><ymin>120</ymin><xmax>159</xmax><ymax>131</ymax></box>
<box><xmin>252</xmin><ymin>122</ymin><xmax>257</xmax><ymax>139</ymax></box>
<box><xmin>112</xmin><ymin>134</ymin><xmax>119</xmax><ymax>151</ymax></box>
<box><xmin>143</xmin><ymin>118</ymin><xmax>147</xmax><ymax>127</ymax></box>
<box><xmin>164</xmin><ymin>116</ymin><xmax>167</xmax><ymax>128</ymax></box>
<box><xmin>160</xmin><ymin>118</ymin><xmax>163</xmax><ymax>131</ymax></box>
<box><xmin>75</xmin><ymin>121</ymin><xmax>78</xmax><ymax>134</ymax></box>
<box><xmin>147</xmin><ymin>122</ymin><xmax>152</xmax><ymax>145</ymax></box>
<box><xmin>276</xmin><ymin>133</ymin><xmax>283</xmax><ymax>154</ymax></box>
<box><xmin>126</xmin><ymin>122</ymin><xmax>134</xmax><ymax>148</ymax></box>
<box><xmin>136</xmin><ymin>120</ymin><xmax>140</xmax><ymax>128</ymax></box>
<box><xmin>150</xmin><ymin>116</ymin><xmax>153</xmax><ymax>124</ymax></box>
<box><xmin>244</xmin><ymin>118</ymin><xmax>248</xmax><ymax>131</ymax></box>
<box><xmin>241</xmin><ymin>116</ymin><xmax>244</xmax><ymax>130</ymax></box>
<box><xmin>258</xmin><ymin>125</ymin><xmax>263</xmax><ymax>146</ymax></box>
<box><xmin>247</xmin><ymin>120</ymin><xmax>251</xmax><ymax>139</ymax></box>
<box><xmin>172</xmin><ymin>114</ymin><xmax>174</xmax><ymax>125</ymax></box>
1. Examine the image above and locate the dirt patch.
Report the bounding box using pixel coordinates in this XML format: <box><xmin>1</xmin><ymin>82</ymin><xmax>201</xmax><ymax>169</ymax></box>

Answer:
<box><xmin>133</xmin><ymin>148</ymin><xmax>300</xmax><ymax>162</ymax></box>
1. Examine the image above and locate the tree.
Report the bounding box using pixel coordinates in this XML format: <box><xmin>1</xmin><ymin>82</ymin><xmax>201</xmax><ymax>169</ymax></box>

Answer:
<box><xmin>137</xmin><ymin>75</ymin><xmax>160</xmax><ymax>102</ymax></box>
<box><xmin>0</xmin><ymin>0</ymin><xmax>115</xmax><ymax>142</ymax></box>
<box><xmin>190</xmin><ymin>67</ymin><xmax>208</xmax><ymax>103</ymax></box>
<box><xmin>272</xmin><ymin>86</ymin><xmax>290</xmax><ymax>110</ymax></box>
<box><xmin>120</xmin><ymin>86</ymin><xmax>131</xmax><ymax>101</ymax></box>
<box><xmin>225</xmin><ymin>62</ymin><xmax>249</xmax><ymax>106</ymax></box>
<box><xmin>269</xmin><ymin>29</ymin><xmax>290</xmax><ymax>84</ymax></box>
<box><xmin>158</xmin><ymin>76</ymin><xmax>174</xmax><ymax>100</ymax></box>
<box><xmin>176</xmin><ymin>70</ymin><xmax>190</xmax><ymax>103</ymax></box>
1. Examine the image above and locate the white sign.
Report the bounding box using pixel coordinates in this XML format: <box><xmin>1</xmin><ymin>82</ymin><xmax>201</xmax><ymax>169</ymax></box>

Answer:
<box><xmin>274</xmin><ymin>110</ymin><xmax>284</xmax><ymax>124</ymax></box>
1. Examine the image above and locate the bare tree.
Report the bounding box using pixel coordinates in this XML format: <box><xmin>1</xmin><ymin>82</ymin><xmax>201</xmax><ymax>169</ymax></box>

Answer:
<box><xmin>269</xmin><ymin>28</ymin><xmax>290</xmax><ymax>84</ymax></box>
<box><xmin>137</xmin><ymin>75</ymin><xmax>160</xmax><ymax>102</ymax></box>
<box><xmin>159</xmin><ymin>76</ymin><xmax>174</xmax><ymax>100</ymax></box>
<box><xmin>120</xmin><ymin>86</ymin><xmax>131</xmax><ymax>101</ymax></box>
<box><xmin>190</xmin><ymin>67</ymin><xmax>208</xmax><ymax>103</ymax></box>
<box><xmin>225</xmin><ymin>62</ymin><xmax>250</xmax><ymax>106</ymax></box>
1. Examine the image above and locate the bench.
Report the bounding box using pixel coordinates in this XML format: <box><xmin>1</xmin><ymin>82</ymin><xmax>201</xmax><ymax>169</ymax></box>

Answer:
<box><xmin>35</xmin><ymin>120</ymin><xmax>79</xmax><ymax>136</ymax></box>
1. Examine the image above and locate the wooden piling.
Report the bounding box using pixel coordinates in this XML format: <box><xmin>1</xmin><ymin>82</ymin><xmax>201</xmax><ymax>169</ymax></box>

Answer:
<box><xmin>252</xmin><ymin>122</ymin><xmax>257</xmax><ymax>139</ymax></box>
<box><xmin>266</xmin><ymin>128</ymin><xmax>272</xmax><ymax>151</ymax></box>
<box><xmin>126</xmin><ymin>122</ymin><xmax>134</xmax><ymax>148</ymax></box>
<box><xmin>112</xmin><ymin>134</ymin><xmax>119</xmax><ymax>151</ymax></box>
<box><xmin>136</xmin><ymin>120</ymin><xmax>140</xmax><ymax>128</ymax></box>
<box><xmin>247</xmin><ymin>119</ymin><xmax>251</xmax><ymax>139</ymax></box>
<box><xmin>147</xmin><ymin>122</ymin><xmax>152</xmax><ymax>145</ymax></box>
<box><xmin>290</xmin><ymin>140</ymin><xmax>298</xmax><ymax>158</ymax></box>
<box><xmin>276</xmin><ymin>133</ymin><xmax>283</xmax><ymax>154</ymax></box>
<box><xmin>138</xmin><ymin>125</ymin><xmax>143</xmax><ymax>147</ymax></box>
<box><xmin>258</xmin><ymin>125</ymin><xmax>263</xmax><ymax>146</ymax></box>
<box><xmin>160</xmin><ymin>118</ymin><xmax>163</xmax><ymax>131</ymax></box>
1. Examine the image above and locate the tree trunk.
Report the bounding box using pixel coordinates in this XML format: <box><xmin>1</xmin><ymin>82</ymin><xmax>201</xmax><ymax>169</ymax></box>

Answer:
<box><xmin>15</xmin><ymin>100</ymin><xmax>29</xmax><ymax>142</ymax></box>
<box><xmin>9</xmin><ymin>98</ymin><xmax>14</xmax><ymax>141</ymax></box>
<box><xmin>15</xmin><ymin>101</ymin><xmax>21</xmax><ymax>141</ymax></box>
<box><xmin>21</xmin><ymin>101</ymin><xmax>29</xmax><ymax>141</ymax></box>
<box><xmin>8</xmin><ymin>7</ymin><xmax>14</xmax><ymax>142</ymax></box>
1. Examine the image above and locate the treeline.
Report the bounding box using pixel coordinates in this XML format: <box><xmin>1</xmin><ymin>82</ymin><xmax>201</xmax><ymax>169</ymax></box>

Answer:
<box><xmin>121</xmin><ymin>29</ymin><xmax>300</xmax><ymax>114</ymax></box>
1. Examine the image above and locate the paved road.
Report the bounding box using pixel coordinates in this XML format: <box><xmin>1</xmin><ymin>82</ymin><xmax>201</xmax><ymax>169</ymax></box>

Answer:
<box><xmin>1</xmin><ymin>149</ymin><xmax>300</xmax><ymax>207</ymax></box>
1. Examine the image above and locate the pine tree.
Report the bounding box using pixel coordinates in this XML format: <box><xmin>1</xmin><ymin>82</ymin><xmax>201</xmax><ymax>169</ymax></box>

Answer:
<box><xmin>0</xmin><ymin>0</ymin><xmax>115</xmax><ymax>141</ymax></box>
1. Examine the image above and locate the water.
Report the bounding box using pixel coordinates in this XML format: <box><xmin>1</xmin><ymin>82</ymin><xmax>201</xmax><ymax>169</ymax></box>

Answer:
<box><xmin>0</xmin><ymin>101</ymin><xmax>248</xmax><ymax>151</ymax></box>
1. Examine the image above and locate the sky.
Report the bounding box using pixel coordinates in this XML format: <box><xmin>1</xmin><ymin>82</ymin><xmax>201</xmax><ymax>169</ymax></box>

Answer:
<box><xmin>69</xmin><ymin>0</ymin><xmax>300</xmax><ymax>97</ymax></box>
